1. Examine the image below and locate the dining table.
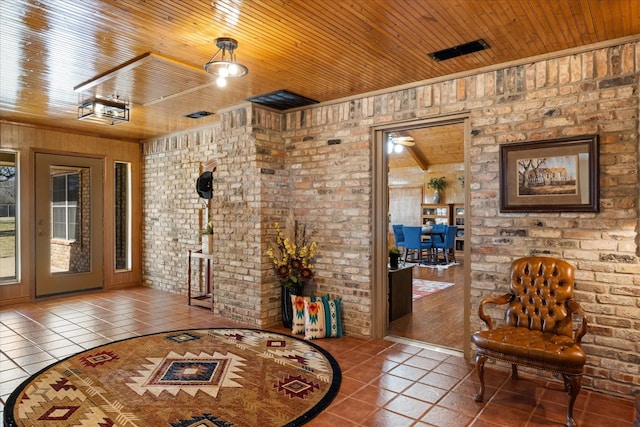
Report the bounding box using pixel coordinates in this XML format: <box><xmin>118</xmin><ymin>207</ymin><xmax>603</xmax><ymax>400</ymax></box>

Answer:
<box><xmin>420</xmin><ymin>226</ymin><xmax>445</xmax><ymax>264</ymax></box>
<box><xmin>421</xmin><ymin>225</ymin><xmax>445</xmax><ymax>239</ymax></box>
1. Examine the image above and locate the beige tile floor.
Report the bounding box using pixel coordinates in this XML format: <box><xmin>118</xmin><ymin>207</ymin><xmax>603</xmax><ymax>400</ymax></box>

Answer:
<box><xmin>0</xmin><ymin>287</ymin><xmax>635</xmax><ymax>426</ymax></box>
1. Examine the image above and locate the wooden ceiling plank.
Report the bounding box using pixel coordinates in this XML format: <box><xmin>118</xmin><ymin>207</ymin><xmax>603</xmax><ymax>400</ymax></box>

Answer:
<box><xmin>630</xmin><ymin>1</ymin><xmax>640</xmax><ymax>36</ymax></box>
<box><xmin>420</xmin><ymin>1</ymin><xmax>512</xmax><ymax>73</ymax></box>
<box><xmin>373</xmin><ymin>1</ymin><xmax>478</xmax><ymax>76</ymax></box>
<box><xmin>143</xmin><ymin>81</ymin><xmax>215</xmax><ymax>107</ymax></box>
<box><xmin>73</xmin><ymin>52</ymin><xmax>154</xmax><ymax>93</ymax></box>
<box><xmin>516</xmin><ymin>0</ymin><xmax>560</xmax><ymax>52</ymax></box>
<box><xmin>546</xmin><ymin>0</ymin><xmax>582</xmax><ymax>47</ymax></box>
<box><xmin>333</xmin><ymin>1</ymin><xmax>437</xmax><ymax>64</ymax></box>
<box><xmin>482</xmin><ymin>1</ymin><xmax>544</xmax><ymax>56</ymax></box>
<box><xmin>209</xmin><ymin>1</ymin><xmax>386</xmax><ymax>93</ymax></box>
<box><xmin>565</xmin><ymin>0</ymin><xmax>597</xmax><ymax>46</ymax></box>
<box><xmin>618</xmin><ymin>0</ymin><xmax>638</xmax><ymax>37</ymax></box>
<box><xmin>381</xmin><ymin>0</ymin><xmax>469</xmax><ymax>73</ymax></box>
<box><xmin>248</xmin><ymin>0</ymin><xmax>436</xmax><ymax>84</ymax></box>
<box><xmin>72</xmin><ymin>51</ymin><xmax>213</xmax><ymax>107</ymax></box>
<box><xmin>1</xmin><ymin>0</ymin><xmax>637</xmax><ymax>141</ymax></box>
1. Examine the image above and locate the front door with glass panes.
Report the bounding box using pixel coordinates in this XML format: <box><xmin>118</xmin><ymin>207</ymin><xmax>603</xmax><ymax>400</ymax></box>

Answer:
<box><xmin>35</xmin><ymin>153</ymin><xmax>103</xmax><ymax>296</ymax></box>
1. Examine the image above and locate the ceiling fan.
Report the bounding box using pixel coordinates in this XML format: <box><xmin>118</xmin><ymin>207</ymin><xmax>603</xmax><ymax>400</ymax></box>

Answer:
<box><xmin>388</xmin><ymin>133</ymin><xmax>415</xmax><ymax>146</ymax></box>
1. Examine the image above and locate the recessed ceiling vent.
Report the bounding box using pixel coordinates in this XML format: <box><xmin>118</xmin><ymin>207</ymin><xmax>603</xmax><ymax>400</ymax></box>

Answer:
<box><xmin>246</xmin><ymin>89</ymin><xmax>318</xmax><ymax>111</ymax></box>
<box><xmin>184</xmin><ymin>111</ymin><xmax>214</xmax><ymax>119</ymax></box>
<box><xmin>428</xmin><ymin>39</ymin><xmax>490</xmax><ymax>61</ymax></box>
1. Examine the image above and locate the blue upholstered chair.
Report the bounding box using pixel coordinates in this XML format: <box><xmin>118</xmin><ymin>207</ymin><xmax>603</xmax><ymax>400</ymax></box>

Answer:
<box><xmin>433</xmin><ymin>225</ymin><xmax>458</xmax><ymax>264</ymax></box>
<box><xmin>403</xmin><ymin>226</ymin><xmax>432</xmax><ymax>263</ymax></box>
<box><xmin>391</xmin><ymin>224</ymin><xmax>406</xmax><ymax>261</ymax></box>
<box><xmin>429</xmin><ymin>223</ymin><xmax>447</xmax><ymax>245</ymax></box>
<box><xmin>392</xmin><ymin>224</ymin><xmax>405</xmax><ymax>248</ymax></box>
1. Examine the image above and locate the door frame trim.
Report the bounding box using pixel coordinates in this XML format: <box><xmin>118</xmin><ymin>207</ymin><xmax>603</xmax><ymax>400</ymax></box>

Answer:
<box><xmin>370</xmin><ymin>113</ymin><xmax>472</xmax><ymax>361</ymax></box>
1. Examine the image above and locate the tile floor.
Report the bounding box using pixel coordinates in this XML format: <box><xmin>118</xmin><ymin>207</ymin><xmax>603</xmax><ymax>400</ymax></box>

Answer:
<box><xmin>0</xmin><ymin>287</ymin><xmax>635</xmax><ymax>426</ymax></box>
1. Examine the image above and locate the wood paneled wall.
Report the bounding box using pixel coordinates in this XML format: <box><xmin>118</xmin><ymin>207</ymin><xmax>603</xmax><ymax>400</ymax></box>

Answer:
<box><xmin>0</xmin><ymin>121</ymin><xmax>142</xmax><ymax>305</ymax></box>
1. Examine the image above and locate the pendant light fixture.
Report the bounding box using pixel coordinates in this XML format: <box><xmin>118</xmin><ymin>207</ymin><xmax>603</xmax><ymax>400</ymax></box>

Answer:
<box><xmin>77</xmin><ymin>95</ymin><xmax>130</xmax><ymax>125</ymax></box>
<box><xmin>204</xmin><ymin>37</ymin><xmax>248</xmax><ymax>87</ymax></box>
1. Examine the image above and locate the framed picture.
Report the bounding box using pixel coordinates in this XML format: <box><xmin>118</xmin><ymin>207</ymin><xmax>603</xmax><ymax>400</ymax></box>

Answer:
<box><xmin>500</xmin><ymin>135</ymin><xmax>599</xmax><ymax>212</ymax></box>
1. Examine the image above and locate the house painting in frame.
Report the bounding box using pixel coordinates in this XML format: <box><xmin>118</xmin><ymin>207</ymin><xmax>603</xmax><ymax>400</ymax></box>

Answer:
<box><xmin>500</xmin><ymin>135</ymin><xmax>599</xmax><ymax>213</ymax></box>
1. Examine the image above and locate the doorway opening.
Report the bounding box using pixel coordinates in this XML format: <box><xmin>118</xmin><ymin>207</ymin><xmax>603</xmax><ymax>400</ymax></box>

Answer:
<box><xmin>371</xmin><ymin>114</ymin><xmax>471</xmax><ymax>360</ymax></box>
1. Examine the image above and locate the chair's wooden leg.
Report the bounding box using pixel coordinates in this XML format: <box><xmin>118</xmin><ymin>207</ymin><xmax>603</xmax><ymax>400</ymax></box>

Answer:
<box><xmin>511</xmin><ymin>364</ymin><xmax>518</xmax><ymax>379</ymax></box>
<box><xmin>562</xmin><ymin>373</ymin><xmax>581</xmax><ymax>427</ymax></box>
<box><xmin>474</xmin><ymin>355</ymin><xmax>488</xmax><ymax>402</ymax></box>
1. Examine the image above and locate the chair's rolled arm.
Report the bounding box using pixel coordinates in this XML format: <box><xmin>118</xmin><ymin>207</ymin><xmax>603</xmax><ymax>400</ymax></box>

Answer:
<box><xmin>477</xmin><ymin>294</ymin><xmax>512</xmax><ymax>330</ymax></box>
<box><xmin>567</xmin><ymin>299</ymin><xmax>588</xmax><ymax>343</ymax></box>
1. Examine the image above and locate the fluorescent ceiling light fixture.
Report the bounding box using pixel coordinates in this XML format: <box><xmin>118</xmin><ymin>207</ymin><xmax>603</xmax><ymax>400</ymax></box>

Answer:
<box><xmin>204</xmin><ymin>37</ymin><xmax>248</xmax><ymax>88</ymax></box>
<box><xmin>78</xmin><ymin>96</ymin><xmax>130</xmax><ymax>125</ymax></box>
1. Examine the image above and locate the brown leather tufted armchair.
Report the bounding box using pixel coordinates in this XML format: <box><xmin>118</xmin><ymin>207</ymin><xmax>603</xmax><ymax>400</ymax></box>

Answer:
<box><xmin>472</xmin><ymin>257</ymin><xmax>588</xmax><ymax>427</ymax></box>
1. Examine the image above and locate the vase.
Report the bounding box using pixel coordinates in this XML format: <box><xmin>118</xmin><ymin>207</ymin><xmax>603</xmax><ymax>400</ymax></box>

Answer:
<box><xmin>389</xmin><ymin>254</ymin><xmax>400</xmax><ymax>269</ymax></box>
<box><xmin>433</xmin><ymin>190</ymin><xmax>440</xmax><ymax>204</ymax></box>
<box><xmin>201</xmin><ymin>234</ymin><xmax>213</xmax><ymax>254</ymax></box>
<box><xmin>281</xmin><ymin>283</ymin><xmax>303</xmax><ymax>329</ymax></box>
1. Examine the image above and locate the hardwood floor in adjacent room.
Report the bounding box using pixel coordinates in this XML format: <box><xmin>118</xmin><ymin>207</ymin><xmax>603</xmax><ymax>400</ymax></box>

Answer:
<box><xmin>387</xmin><ymin>260</ymin><xmax>465</xmax><ymax>350</ymax></box>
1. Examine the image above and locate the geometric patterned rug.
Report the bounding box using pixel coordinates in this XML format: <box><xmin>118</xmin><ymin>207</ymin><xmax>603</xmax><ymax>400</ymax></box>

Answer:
<box><xmin>412</xmin><ymin>279</ymin><xmax>455</xmax><ymax>301</ymax></box>
<box><xmin>4</xmin><ymin>328</ymin><xmax>341</xmax><ymax>427</ymax></box>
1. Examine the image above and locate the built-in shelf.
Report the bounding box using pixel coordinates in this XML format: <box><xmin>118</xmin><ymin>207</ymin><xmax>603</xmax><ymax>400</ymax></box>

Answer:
<box><xmin>421</xmin><ymin>203</ymin><xmax>465</xmax><ymax>254</ymax></box>
<box><xmin>421</xmin><ymin>204</ymin><xmax>451</xmax><ymax>226</ymax></box>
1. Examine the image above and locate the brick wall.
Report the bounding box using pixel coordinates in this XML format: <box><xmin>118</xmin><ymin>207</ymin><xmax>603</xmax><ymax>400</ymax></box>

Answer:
<box><xmin>142</xmin><ymin>128</ymin><xmax>222</xmax><ymax>294</ymax></box>
<box><xmin>142</xmin><ymin>41</ymin><xmax>639</xmax><ymax>397</ymax></box>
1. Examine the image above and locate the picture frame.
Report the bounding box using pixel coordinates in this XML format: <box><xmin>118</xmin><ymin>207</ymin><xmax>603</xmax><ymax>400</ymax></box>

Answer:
<box><xmin>500</xmin><ymin>135</ymin><xmax>599</xmax><ymax>213</ymax></box>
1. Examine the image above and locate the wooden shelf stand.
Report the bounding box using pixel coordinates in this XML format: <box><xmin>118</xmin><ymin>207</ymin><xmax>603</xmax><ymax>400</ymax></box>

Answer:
<box><xmin>187</xmin><ymin>249</ymin><xmax>214</xmax><ymax>310</ymax></box>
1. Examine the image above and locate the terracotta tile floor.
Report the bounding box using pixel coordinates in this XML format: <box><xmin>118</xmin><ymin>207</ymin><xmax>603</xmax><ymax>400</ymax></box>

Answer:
<box><xmin>0</xmin><ymin>287</ymin><xmax>635</xmax><ymax>426</ymax></box>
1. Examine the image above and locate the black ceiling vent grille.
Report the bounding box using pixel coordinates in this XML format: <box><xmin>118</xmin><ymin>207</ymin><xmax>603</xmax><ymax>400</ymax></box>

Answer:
<box><xmin>428</xmin><ymin>39</ymin><xmax>490</xmax><ymax>61</ymax></box>
<box><xmin>246</xmin><ymin>90</ymin><xmax>319</xmax><ymax>111</ymax></box>
<box><xmin>184</xmin><ymin>111</ymin><xmax>214</xmax><ymax>119</ymax></box>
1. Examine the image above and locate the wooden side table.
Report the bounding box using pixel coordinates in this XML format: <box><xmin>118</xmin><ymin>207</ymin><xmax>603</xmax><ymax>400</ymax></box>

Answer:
<box><xmin>388</xmin><ymin>265</ymin><xmax>413</xmax><ymax>321</ymax></box>
<box><xmin>187</xmin><ymin>249</ymin><xmax>214</xmax><ymax>310</ymax></box>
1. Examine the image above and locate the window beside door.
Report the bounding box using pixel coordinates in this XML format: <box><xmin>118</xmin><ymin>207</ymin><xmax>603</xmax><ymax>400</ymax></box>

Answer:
<box><xmin>115</xmin><ymin>162</ymin><xmax>131</xmax><ymax>271</ymax></box>
<box><xmin>0</xmin><ymin>151</ymin><xmax>18</xmax><ymax>283</ymax></box>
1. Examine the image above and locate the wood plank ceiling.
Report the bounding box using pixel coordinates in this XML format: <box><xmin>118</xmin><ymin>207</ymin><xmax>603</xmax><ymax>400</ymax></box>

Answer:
<box><xmin>0</xmin><ymin>0</ymin><xmax>638</xmax><ymax>147</ymax></box>
<box><xmin>387</xmin><ymin>123</ymin><xmax>466</xmax><ymax>169</ymax></box>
